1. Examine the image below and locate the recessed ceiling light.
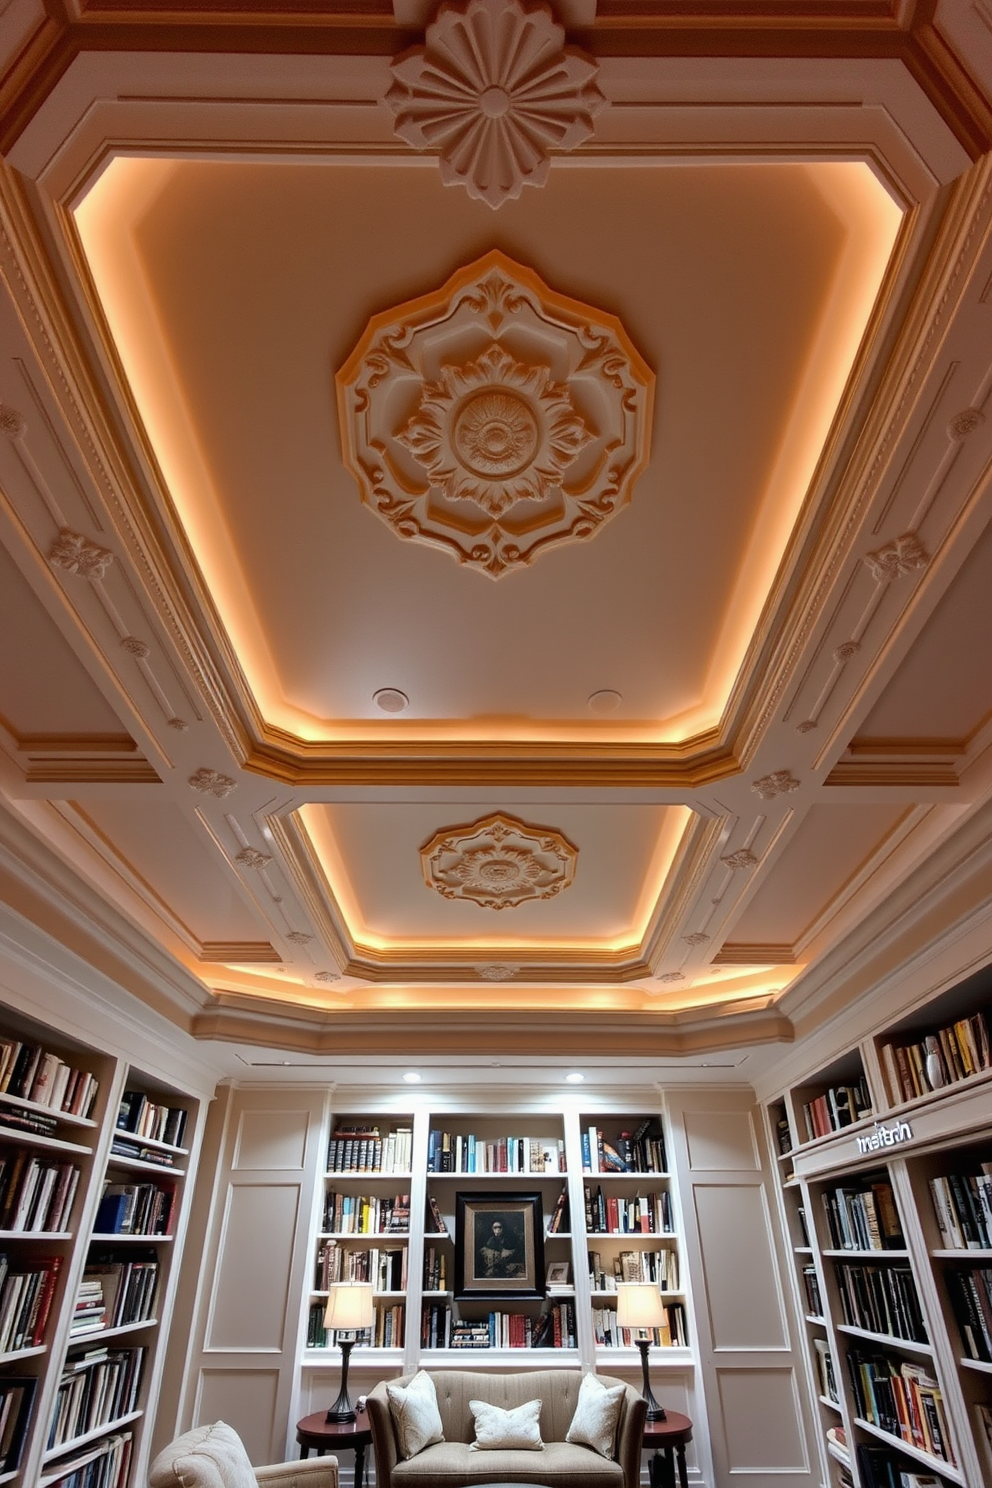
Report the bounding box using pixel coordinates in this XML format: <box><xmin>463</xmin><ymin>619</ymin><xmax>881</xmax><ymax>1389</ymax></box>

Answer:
<box><xmin>587</xmin><ymin>689</ymin><xmax>622</xmax><ymax>714</ymax></box>
<box><xmin>374</xmin><ymin>688</ymin><xmax>409</xmax><ymax>713</ymax></box>
<box><xmin>402</xmin><ymin>1071</ymin><xmax>422</xmax><ymax>1084</ymax></box>
<box><xmin>564</xmin><ymin>1072</ymin><xmax>584</xmax><ymax>1083</ymax></box>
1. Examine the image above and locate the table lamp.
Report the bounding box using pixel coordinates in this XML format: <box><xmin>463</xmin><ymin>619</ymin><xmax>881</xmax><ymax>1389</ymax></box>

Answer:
<box><xmin>616</xmin><ymin>1283</ymin><xmax>667</xmax><ymax>1421</ymax></box>
<box><xmin>324</xmin><ymin>1282</ymin><xmax>375</xmax><ymax>1422</ymax></box>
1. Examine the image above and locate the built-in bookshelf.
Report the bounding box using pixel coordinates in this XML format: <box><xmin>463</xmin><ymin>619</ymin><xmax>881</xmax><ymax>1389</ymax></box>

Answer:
<box><xmin>580</xmin><ymin>1113</ymin><xmax>687</xmax><ymax>1360</ymax></box>
<box><xmin>765</xmin><ymin>962</ymin><xmax>992</xmax><ymax>1488</ymax></box>
<box><xmin>304</xmin><ymin>1114</ymin><xmax>414</xmax><ymax>1364</ymax></box>
<box><xmin>299</xmin><ymin>1105</ymin><xmax>690</xmax><ymax>1377</ymax></box>
<box><xmin>0</xmin><ymin>1004</ymin><xmax>201</xmax><ymax>1488</ymax></box>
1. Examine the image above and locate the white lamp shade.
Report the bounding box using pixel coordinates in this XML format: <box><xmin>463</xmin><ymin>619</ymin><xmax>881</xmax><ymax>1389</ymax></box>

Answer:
<box><xmin>324</xmin><ymin>1282</ymin><xmax>375</xmax><ymax>1331</ymax></box>
<box><xmin>616</xmin><ymin>1283</ymin><xmax>667</xmax><ymax>1331</ymax></box>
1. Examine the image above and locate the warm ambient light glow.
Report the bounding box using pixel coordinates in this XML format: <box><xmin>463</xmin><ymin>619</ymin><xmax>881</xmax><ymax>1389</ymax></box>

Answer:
<box><xmin>403</xmin><ymin>1071</ymin><xmax>422</xmax><ymax>1083</ymax></box>
<box><xmin>565</xmin><ymin>1072</ymin><xmax>584</xmax><ymax>1083</ymax></box>
<box><xmin>324</xmin><ymin>1283</ymin><xmax>375</xmax><ymax>1333</ymax></box>
<box><xmin>72</xmin><ymin>157</ymin><xmax>902</xmax><ymax>748</ymax></box>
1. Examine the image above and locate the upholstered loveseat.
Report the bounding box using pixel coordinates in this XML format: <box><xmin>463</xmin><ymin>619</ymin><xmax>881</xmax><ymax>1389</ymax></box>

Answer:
<box><xmin>367</xmin><ymin>1369</ymin><xmax>646</xmax><ymax>1488</ymax></box>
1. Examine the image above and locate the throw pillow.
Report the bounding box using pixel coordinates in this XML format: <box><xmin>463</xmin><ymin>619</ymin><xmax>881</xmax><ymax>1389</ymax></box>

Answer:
<box><xmin>386</xmin><ymin>1371</ymin><xmax>445</xmax><ymax>1459</ymax></box>
<box><xmin>565</xmin><ymin>1373</ymin><xmax>626</xmax><ymax>1459</ymax></box>
<box><xmin>469</xmin><ymin>1398</ymin><xmax>544</xmax><ymax>1451</ymax></box>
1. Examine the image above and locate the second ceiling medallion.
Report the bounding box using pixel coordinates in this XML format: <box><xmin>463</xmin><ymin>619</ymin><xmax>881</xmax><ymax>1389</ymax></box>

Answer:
<box><xmin>337</xmin><ymin>251</ymin><xmax>654</xmax><ymax>578</ymax></box>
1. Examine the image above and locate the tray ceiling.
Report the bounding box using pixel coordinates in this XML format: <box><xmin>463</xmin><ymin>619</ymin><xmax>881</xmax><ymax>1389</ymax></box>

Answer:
<box><xmin>2</xmin><ymin>0</ymin><xmax>992</xmax><ymax>1058</ymax></box>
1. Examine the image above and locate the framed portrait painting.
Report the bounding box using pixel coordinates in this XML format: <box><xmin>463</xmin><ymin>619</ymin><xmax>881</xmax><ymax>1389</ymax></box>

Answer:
<box><xmin>455</xmin><ymin>1191</ymin><xmax>545</xmax><ymax>1301</ymax></box>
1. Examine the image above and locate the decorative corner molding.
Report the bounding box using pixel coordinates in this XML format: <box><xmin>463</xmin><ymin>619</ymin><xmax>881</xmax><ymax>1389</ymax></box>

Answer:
<box><xmin>947</xmin><ymin>407</ymin><xmax>985</xmax><ymax>439</ymax></box>
<box><xmin>751</xmin><ymin>770</ymin><xmax>801</xmax><ymax>801</ymax></box>
<box><xmin>235</xmin><ymin>847</ymin><xmax>272</xmax><ymax>870</ymax></box>
<box><xmin>121</xmin><ymin>636</ymin><xmax>149</xmax><ymax>658</ymax></box>
<box><xmin>682</xmin><ymin>931</ymin><xmax>708</xmax><ymax>947</ymax></box>
<box><xmin>167</xmin><ymin>717</ymin><xmax>189</xmax><ymax>731</ymax></box>
<box><xmin>657</xmin><ymin>971</ymin><xmax>684</xmax><ymax>984</ymax></box>
<box><xmin>796</xmin><ymin>720</ymin><xmax>817</xmax><ymax>734</ymax></box>
<box><xmin>721</xmin><ymin>848</ymin><xmax>758</xmax><ymax>871</ymax></box>
<box><xmin>188</xmin><ymin>767</ymin><xmax>237</xmax><ymax>798</ymax></box>
<box><xmin>314</xmin><ymin>969</ymin><xmax>340</xmax><ymax>983</ymax></box>
<box><xmin>832</xmin><ymin>640</ymin><xmax>861</xmax><ymax>663</ymax></box>
<box><xmin>386</xmin><ymin>0</ymin><xmax>605</xmax><ymax>210</ymax></box>
<box><xmin>477</xmin><ymin>963</ymin><xmax>520</xmax><ymax>980</ymax></box>
<box><xmin>49</xmin><ymin>529</ymin><xmax>114</xmax><ymax>581</ymax></box>
<box><xmin>287</xmin><ymin>930</ymin><xmax>314</xmax><ymax>945</ymax></box>
<box><xmin>0</xmin><ymin>404</ymin><xmax>25</xmax><ymax>437</ymax></box>
<box><xmin>863</xmin><ymin>532</ymin><xmax>929</xmax><ymax>582</ymax></box>
<box><xmin>421</xmin><ymin>810</ymin><xmax>578</xmax><ymax>909</ymax></box>
<box><xmin>338</xmin><ymin>251</ymin><xmax>653</xmax><ymax>578</ymax></box>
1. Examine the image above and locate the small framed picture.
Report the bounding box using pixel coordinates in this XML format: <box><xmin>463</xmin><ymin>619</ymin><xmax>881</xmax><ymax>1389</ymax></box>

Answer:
<box><xmin>546</xmin><ymin>1262</ymin><xmax>570</xmax><ymax>1285</ymax></box>
<box><xmin>455</xmin><ymin>1191</ymin><xmax>545</xmax><ymax>1301</ymax></box>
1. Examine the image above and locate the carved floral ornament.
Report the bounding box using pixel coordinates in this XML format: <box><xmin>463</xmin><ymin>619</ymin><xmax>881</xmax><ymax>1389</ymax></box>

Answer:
<box><xmin>337</xmin><ymin>251</ymin><xmax>653</xmax><ymax>578</ymax></box>
<box><xmin>387</xmin><ymin>0</ymin><xmax>605</xmax><ymax>210</ymax></box>
<box><xmin>421</xmin><ymin>811</ymin><xmax>578</xmax><ymax>909</ymax></box>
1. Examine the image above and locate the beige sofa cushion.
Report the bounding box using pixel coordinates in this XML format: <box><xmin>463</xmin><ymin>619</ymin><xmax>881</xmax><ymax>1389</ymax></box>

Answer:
<box><xmin>469</xmin><ymin>1398</ymin><xmax>544</xmax><ymax>1450</ymax></box>
<box><xmin>149</xmin><ymin>1421</ymin><xmax>256</xmax><ymax>1488</ymax></box>
<box><xmin>391</xmin><ymin>1440</ymin><xmax>623</xmax><ymax>1488</ymax></box>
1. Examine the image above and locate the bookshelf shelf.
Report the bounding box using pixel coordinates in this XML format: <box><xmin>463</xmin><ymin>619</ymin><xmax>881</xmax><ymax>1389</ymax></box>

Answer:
<box><xmin>852</xmin><ymin>1417</ymin><xmax>964</xmax><ymax>1481</ymax></box>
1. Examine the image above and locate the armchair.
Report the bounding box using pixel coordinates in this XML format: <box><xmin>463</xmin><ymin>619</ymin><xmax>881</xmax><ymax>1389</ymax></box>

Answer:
<box><xmin>149</xmin><ymin>1420</ymin><xmax>339</xmax><ymax>1488</ymax></box>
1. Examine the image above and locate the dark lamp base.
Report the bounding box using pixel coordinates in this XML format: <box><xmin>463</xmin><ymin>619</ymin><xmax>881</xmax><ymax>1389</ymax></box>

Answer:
<box><xmin>326</xmin><ymin>1337</ymin><xmax>358</xmax><ymax>1423</ymax></box>
<box><xmin>636</xmin><ymin>1336</ymin><xmax>667</xmax><ymax>1423</ymax></box>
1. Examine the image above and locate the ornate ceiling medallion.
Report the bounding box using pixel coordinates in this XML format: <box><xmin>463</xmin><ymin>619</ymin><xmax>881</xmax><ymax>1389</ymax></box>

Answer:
<box><xmin>337</xmin><ymin>252</ymin><xmax>653</xmax><ymax>578</ymax></box>
<box><xmin>421</xmin><ymin>811</ymin><xmax>578</xmax><ymax>910</ymax></box>
<box><xmin>387</xmin><ymin>0</ymin><xmax>605</xmax><ymax>210</ymax></box>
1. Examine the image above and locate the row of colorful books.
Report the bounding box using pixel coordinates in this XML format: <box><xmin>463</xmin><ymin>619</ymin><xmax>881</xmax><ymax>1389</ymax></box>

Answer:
<box><xmin>321</xmin><ymin>1191</ymin><xmax>410</xmax><ymax>1235</ymax></box>
<box><xmin>40</xmin><ymin>1429</ymin><xmax>133</xmax><ymax>1488</ymax></box>
<box><xmin>945</xmin><ymin>1266</ymin><xmax>992</xmax><ymax>1362</ymax></box>
<box><xmin>326</xmin><ymin>1125</ymin><xmax>412</xmax><ymax>1175</ymax></box>
<box><xmin>0</xmin><ymin>1251</ymin><xmax>62</xmax><ymax>1353</ymax></box>
<box><xmin>582</xmin><ymin>1120</ymin><xmax>667</xmax><ymax>1175</ymax></box>
<box><xmin>47</xmin><ymin>1344</ymin><xmax>146</xmax><ymax>1450</ymax></box>
<box><xmin>70</xmin><ymin>1255</ymin><xmax>159</xmax><ymax>1335</ymax></box>
<box><xmin>305</xmin><ymin>1301</ymin><xmax>404</xmax><ymax>1349</ymax></box>
<box><xmin>423</xmin><ymin>1244</ymin><xmax>447</xmax><ymax>1291</ymax></box>
<box><xmin>584</xmin><ymin>1184</ymin><xmax>673</xmax><ymax>1235</ymax></box>
<box><xmin>929</xmin><ymin>1167</ymin><xmax>992</xmax><ymax>1249</ymax></box>
<box><xmin>314</xmin><ymin>1242</ymin><xmax>407</xmax><ymax>1292</ymax></box>
<box><xmin>801</xmin><ymin>1076</ymin><xmax>872</xmax><ymax>1142</ymax></box>
<box><xmin>0</xmin><ymin>1039</ymin><xmax>99</xmax><ymax>1118</ymax></box>
<box><xmin>588</xmin><ymin>1245</ymin><xmax>679</xmax><ymax>1291</ymax></box>
<box><xmin>427</xmin><ymin>1129</ymin><xmax>565</xmax><ymax>1175</ymax></box>
<box><xmin>834</xmin><ymin>1262</ymin><xmax>928</xmax><ymax>1343</ymax></box>
<box><xmin>0</xmin><ymin>1153</ymin><xmax>79</xmax><ymax>1233</ymax></box>
<box><xmin>94</xmin><ymin>1182</ymin><xmax>175</xmax><ymax>1237</ymax></box>
<box><xmin>0</xmin><ymin>1375</ymin><xmax>36</xmax><ymax>1474</ymax></box>
<box><xmin>879</xmin><ymin>1009</ymin><xmax>991</xmax><ymax>1105</ymax></box>
<box><xmin>115</xmin><ymin>1091</ymin><xmax>187</xmax><ymax>1148</ymax></box>
<box><xmin>820</xmin><ymin>1179</ymin><xmax>905</xmax><ymax>1252</ymax></box>
<box><xmin>846</xmin><ymin>1349</ymin><xmax>955</xmax><ymax>1465</ymax></box>
<box><xmin>592</xmin><ymin>1300</ymin><xmax>687</xmax><ymax>1348</ymax></box>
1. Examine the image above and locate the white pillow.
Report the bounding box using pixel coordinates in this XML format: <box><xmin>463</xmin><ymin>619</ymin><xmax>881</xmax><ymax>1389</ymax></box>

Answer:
<box><xmin>386</xmin><ymin>1371</ymin><xmax>445</xmax><ymax>1459</ymax></box>
<box><xmin>469</xmin><ymin>1398</ymin><xmax>544</xmax><ymax>1451</ymax></box>
<box><xmin>565</xmin><ymin>1373</ymin><xmax>626</xmax><ymax>1459</ymax></box>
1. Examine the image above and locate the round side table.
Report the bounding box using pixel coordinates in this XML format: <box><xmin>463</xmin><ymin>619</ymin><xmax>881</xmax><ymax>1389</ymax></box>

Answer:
<box><xmin>643</xmin><ymin>1411</ymin><xmax>693</xmax><ymax>1488</ymax></box>
<box><xmin>296</xmin><ymin>1405</ymin><xmax>373</xmax><ymax>1486</ymax></box>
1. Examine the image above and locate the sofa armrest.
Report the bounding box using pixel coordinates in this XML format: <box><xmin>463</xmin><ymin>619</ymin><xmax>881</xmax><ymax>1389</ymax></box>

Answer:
<box><xmin>367</xmin><ymin>1380</ymin><xmax>400</xmax><ymax>1488</ymax></box>
<box><xmin>256</xmin><ymin>1459</ymin><xmax>339</xmax><ymax>1488</ymax></box>
<box><xmin>614</xmin><ymin>1386</ymin><xmax>648</xmax><ymax>1488</ymax></box>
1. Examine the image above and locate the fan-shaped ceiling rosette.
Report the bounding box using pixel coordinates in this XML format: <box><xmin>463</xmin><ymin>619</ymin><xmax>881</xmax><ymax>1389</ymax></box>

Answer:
<box><xmin>387</xmin><ymin>0</ymin><xmax>606</xmax><ymax>209</ymax></box>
